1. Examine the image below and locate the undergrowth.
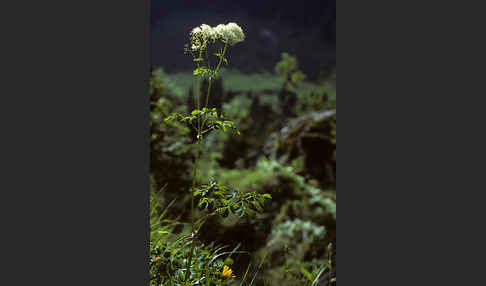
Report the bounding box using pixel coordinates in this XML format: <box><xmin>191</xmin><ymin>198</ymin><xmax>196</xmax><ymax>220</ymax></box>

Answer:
<box><xmin>150</xmin><ymin>22</ymin><xmax>336</xmax><ymax>286</ymax></box>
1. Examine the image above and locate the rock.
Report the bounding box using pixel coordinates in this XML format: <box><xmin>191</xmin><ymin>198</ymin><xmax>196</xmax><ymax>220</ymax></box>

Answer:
<box><xmin>276</xmin><ymin>110</ymin><xmax>336</xmax><ymax>188</ymax></box>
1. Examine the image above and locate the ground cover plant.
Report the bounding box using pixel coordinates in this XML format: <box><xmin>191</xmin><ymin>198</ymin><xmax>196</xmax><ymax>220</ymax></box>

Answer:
<box><xmin>150</xmin><ymin>22</ymin><xmax>336</xmax><ymax>286</ymax></box>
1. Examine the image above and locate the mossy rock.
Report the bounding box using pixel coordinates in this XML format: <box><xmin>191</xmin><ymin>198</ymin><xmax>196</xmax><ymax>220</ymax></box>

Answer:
<box><xmin>276</xmin><ymin>110</ymin><xmax>336</xmax><ymax>188</ymax></box>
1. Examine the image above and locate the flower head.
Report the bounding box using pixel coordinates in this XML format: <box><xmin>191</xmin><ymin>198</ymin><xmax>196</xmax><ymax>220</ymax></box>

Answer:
<box><xmin>189</xmin><ymin>25</ymin><xmax>205</xmax><ymax>52</ymax></box>
<box><xmin>153</xmin><ymin>256</ymin><xmax>161</xmax><ymax>263</ymax></box>
<box><xmin>189</xmin><ymin>22</ymin><xmax>245</xmax><ymax>51</ymax></box>
<box><xmin>213</xmin><ymin>24</ymin><xmax>226</xmax><ymax>39</ymax></box>
<box><xmin>199</xmin><ymin>24</ymin><xmax>214</xmax><ymax>40</ymax></box>
<box><xmin>190</xmin><ymin>26</ymin><xmax>202</xmax><ymax>37</ymax></box>
<box><xmin>221</xmin><ymin>265</ymin><xmax>235</xmax><ymax>279</ymax></box>
<box><xmin>215</xmin><ymin>22</ymin><xmax>245</xmax><ymax>45</ymax></box>
<box><xmin>223</xmin><ymin>22</ymin><xmax>245</xmax><ymax>45</ymax></box>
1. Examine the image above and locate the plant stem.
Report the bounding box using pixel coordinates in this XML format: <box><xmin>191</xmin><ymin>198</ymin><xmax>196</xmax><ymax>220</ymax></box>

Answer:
<box><xmin>201</xmin><ymin>41</ymin><xmax>229</xmax><ymax>131</ymax></box>
<box><xmin>204</xmin><ymin>41</ymin><xmax>228</xmax><ymax>109</ymax></box>
<box><xmin>185</xmin><ymin>49</ymin><xmax>204</xmax><ymax>282</ymax></box>
<box><xmin>192</xmin><ymin>74</ymin><xmax>202</xmax><ymax>225</ymax></box>
<box><xmin>216</xmin><ymin>41</ymin><xmax>228</xmax><ymax>73</ymax></box>
<box><xmin>184</xmin><ymin>40</ymin><xmax>225</xmax><ymax>283</ymax></box>
<box><xmin>204</xmin><ymin>77</ymin><xmax>213</xmax><ymax>108</ymax></box>
<box><xmin>184</xmin><ymin>121</ymin><xmax>201</xmax><ymax>284</ymax></box>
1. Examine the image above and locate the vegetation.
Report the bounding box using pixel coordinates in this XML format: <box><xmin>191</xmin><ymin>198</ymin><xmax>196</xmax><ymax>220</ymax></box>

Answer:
<box><xmin>150</xmin><ymin>23</ymin><xmax>336</xmax><ymax>286</ymax></box>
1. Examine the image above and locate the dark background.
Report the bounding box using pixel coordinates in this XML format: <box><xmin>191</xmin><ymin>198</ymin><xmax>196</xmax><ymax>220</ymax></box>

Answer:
<box><xmin>150</xmin><ymin>0</ymin><xmax>336</xmax><ymax>80</ymax></box>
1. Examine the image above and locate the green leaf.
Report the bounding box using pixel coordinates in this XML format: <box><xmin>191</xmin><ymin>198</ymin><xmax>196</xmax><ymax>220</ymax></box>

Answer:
<box><xmin>253</xmin><ymin>201</ymin><xmax>263</xmax><ymax>212</ymax></box>
<box><xmin>243</xmin><ymin>206</ymin><xmax>255</xmax><ymax>217</ymax></box>
<box><xmin>300</xmin><ymin>266</ymin><xmax>314</xmax><ymax>282</ymax></box>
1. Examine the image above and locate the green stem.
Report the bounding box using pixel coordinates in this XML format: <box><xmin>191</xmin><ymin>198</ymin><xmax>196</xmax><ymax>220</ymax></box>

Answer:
<box><xmin>205</xmin><ymin>77</ymin><xmax>213</xmax><ymax>108</ymax></box>
<box><xmin>201</xmin><ymin>41</ymin><xmax>229</xmax><ymax>130</ymax></box>
<box><xmin>190</xmin><ymin>139</ymin><xmax>201</xmax><ymax>222</ymax></box>
<box><xmin>190</xmin><ymin>73</ymin><xmax>202</xmax><ymax>229</ymax></box>
<box><xmin>205</xmin><ymin>41</ymin><xmax>228</xmax><ymax>109</ymax></box>
<box><xmin>185</xmin><ymin>47</ymin><xmax>204</xmax><ymax>283</ymax></box>
<box><xmin>185</xmin><ymin>39</ymin><xmax>223</xmax><ymax>284</ymax></box>
<box><xmin>215</xmin><ymin>41</ymin><xmax>228</xmax><ymax>74</ymax></box>
<box><xmin>192</xmin><ymin>46</ymin><xmax>204</xmax><ymax>220</ymax></box>
<box><xmin>184</xmin><ymin>127</ymin><xmax>201</xmax><ymax>284</ymax></box>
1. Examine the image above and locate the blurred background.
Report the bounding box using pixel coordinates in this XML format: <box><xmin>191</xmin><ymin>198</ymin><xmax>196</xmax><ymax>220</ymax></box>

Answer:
<box><xmin>150</xmin><ymin>1</ymin><xmax>336</xmax><ymax>285</ymax></box>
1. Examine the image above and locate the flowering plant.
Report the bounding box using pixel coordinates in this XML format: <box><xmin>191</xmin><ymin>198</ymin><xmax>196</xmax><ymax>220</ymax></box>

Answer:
<box><xmin>161</xmin><ymin>22</ymin><xmax>271</xmax><ymax>286</ymax></box>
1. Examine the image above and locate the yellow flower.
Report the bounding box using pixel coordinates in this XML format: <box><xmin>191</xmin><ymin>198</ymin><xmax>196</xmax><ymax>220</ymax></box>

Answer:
<box><xmin>153</xmin><ymin>257</ymin><xmax>161</xmax><ymax>263</ymax></box>
<box><xmin>221</xmin><ymin>265</ymin><xmax>236</xmax><ymax>279</ymax></box>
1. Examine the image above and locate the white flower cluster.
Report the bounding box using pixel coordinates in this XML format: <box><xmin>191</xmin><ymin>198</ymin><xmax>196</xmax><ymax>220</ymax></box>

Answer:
<box><xmin>213</xmin><ymin>22</ymin><xmax>245</xmax><ymax>45</ymax></box>
<box><xmin>190</xmin><ymin>22</ymin><xmax>245</xmax><ymax>51</ymax></box>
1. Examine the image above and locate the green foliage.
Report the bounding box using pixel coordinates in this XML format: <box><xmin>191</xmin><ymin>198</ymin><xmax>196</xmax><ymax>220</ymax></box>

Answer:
<box><xmin>151</xmin><ymin>72</ymin><xmax>336</xmax><ymax>284</ymax></box>
<box><xmin>158</xmin><ymin>68</ymin><xmax>334</xmax><ymax>116</ymax></box>
<box><xmin>275</xmin><ymin>53</ymin><xmax>307</xmax><ymax>93</ymax></box>
<box><xmin>165</xmin><ymin>107</ymin><xmax>240</xmax><ymax>137</ymax></box>
<box><xmin>295</xmin><ymin>79</ymin><xmax>336</xmax><ymax>115</ymax></box>
<box><xmin>150</xmin><ymin>23</ymin><xmax>336</xmax><ymax>286</ymax></box>
<box><xmin>221</xmin><ymin>96</ymin><xmax>253</xmax><ymax>130</ymax></box>
<box><xmin>193</xmin><ymin>66</ymin><xmax>215</xmax><ymax>78</ymax></box>
<box><xmin>152</xmin><ymin>67</ymin><xmax>190</xmax><ymax>101</ymax></box>
<box><xmin>205</xmin><ymin>158</ymin><xmax>335</xmax><ymax>285</ymax></box>
<box><xmin>220</xmin><ymin>69</ymin><xmax>284</xmax><ymax>93</ymax></box>
<box><xmin>296</xmin><ymin>90</ymin><xmax>329</xmax><ymax>115</ymax></box>
<box><xmin>267</xmin><ymin>219</ymin><xmax>325</xmax><ymax>249</ymax></box>
<box><xmin>150</xmin><ymin>22</ymin><xmax>280</xmax><ymax>286</ymax></box>
<box><xmin>150</xmin><ymin>188</ymin><xmax>243</xmax><ymax>286</ymax></box>
<box><xmin>193</xmin><ymin>181</ymin><xmax>272</xmax><ymax>218</ymax></box>
<box><xmin>150</xmin><ymin>69</ymin><xmax>193</xmax><ymax>201</ymax></box>
<box><xmin>150</xmin><ymin>73</ymin><xmax>165</xmax><ymax>97</ymax></box>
